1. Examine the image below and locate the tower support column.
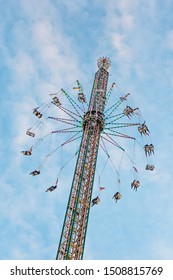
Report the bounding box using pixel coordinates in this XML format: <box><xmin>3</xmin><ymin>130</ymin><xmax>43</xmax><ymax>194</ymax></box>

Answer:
<box><xmin>56</xmin><ymin>57</ymin><xmax>111</xmax><ymax>260</ymax></box>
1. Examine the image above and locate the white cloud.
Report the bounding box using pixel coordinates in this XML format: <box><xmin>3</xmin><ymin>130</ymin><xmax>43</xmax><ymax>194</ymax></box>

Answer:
<box><xmin>112</xmin><ymin>33</ymin><xmax>133</xmax><ymax>60</ymax></box>
<box><xmin>1</xmin><ymin>0</ymin><xmax>173</xmax><ymax>261</ymax></box>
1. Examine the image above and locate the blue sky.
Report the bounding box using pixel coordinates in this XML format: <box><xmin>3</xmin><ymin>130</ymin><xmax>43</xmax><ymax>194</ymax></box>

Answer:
<box><xmin>0</xmin><ymin>0</ymin><xmax>173</xmax><ymax>260</ymax></box>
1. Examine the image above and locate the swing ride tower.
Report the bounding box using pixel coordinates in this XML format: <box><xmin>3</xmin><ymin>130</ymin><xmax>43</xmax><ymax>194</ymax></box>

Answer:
<box><xmin>56</xmin><ymin>57</ymin><xmax>111</xmax><ymax>260</ymax></box>
<box><xmin>21</xmin><ymin>56</ymin><xmax>154</xmax><ymax>260</ymax></box>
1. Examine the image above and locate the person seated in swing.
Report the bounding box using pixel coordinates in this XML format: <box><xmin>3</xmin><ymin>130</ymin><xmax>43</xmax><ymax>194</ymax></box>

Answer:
<box><xmin>52</xmin><ymin>96</ymin><xmax>61</xmax><ymax>107</ymax></box>
<box><xmin>124</xmin><ymin>106</ymin><xmax>139</xmax><ymax>118</ymax></box>
<box><xmin>131</xmin><ymin>180</ymin><xmax>140</xmax><ymax>191</ymax></box>
<box><xmin>145</xmin><ymin>164</ymin><xmax>150</xmax><ymax>170</ymax></box>
<box><xmin>150</xmin><ymin>164</ymin><xmax>155</xmax><ymax>170</ymax></box>
<box><xmin>26</xmin><ymin>130</ymin><xmax>35</xmax><ymax>137</ymax></box>
<box><xmin>145</xmin><ymin>164</ymin><xmax>155</xmax><ymax>171</ymax></box>
<box><xmin>120</xmin><ymin>92</ymin><xmax>130</xmax><ymax>101</ymax></box>
<box><xmin>149</xmin><ymin>144</ymin><xmax>154</xmax><ymax>155</ymax></box>
<box><xmin>21</xmin><ymin>147</ymin><xmax>32</xmax><ymax>156</ymax></box>
<box><xmin>29</xmin><ymin>170</ymin><xmax>40</xmax><ymax>176</ymax></box>
<box><xmin>144</xmin><ymin>144</ymin><xmax>150</xmax><ymax>156</ymax></box>
<box><xmin>91</xmin><ymin>196</ymin><xmax>100</xmax><ymax>207</ymax></box>
<box><xmin>112</xmin><ymin>192</ymin><xmax>122</xmax><ymax>203</ymax></box>
<box><xmin>138</xmin><ymin>122</ymin><xmax>149</xmax><ymax>135</ymax></box>
<box><xmin>78</xmin><ymin>92</ymin><xmax>86</xmax><ymax>103</ymax></box>
<box><xmin>123</xmin><ymin>106</ymin><xmax>133</xmax><ymax>117</ymax></box>
<box><xmin>33</xmin><ymin>108</ymin><xmax>42</xmax><ymax>118</ymax></box>
<box><xmin>45</xmin><ymin>185</ymin><xmax>57</xmax><ymax>192</ymax></box>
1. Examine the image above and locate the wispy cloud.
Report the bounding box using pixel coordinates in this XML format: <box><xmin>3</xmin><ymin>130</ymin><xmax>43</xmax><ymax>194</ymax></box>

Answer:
<box><xmin>1</xmin><ymin>0</ymin><xmax>173</xmax><ymax>260</ymax></box>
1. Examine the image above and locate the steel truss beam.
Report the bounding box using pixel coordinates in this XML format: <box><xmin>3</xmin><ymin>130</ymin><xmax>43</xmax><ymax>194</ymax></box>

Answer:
<box><xmin>56</xmin><ymin>62</ymin><xmax>109</xmax><ymax>260</ymax></box>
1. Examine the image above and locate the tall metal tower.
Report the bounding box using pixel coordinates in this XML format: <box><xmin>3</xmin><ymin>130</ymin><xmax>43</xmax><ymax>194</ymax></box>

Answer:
<box><xmin>21</xmin><ymin>56</ymin><xmax>154</xmax><ymax>260</ymax></box>
<box><xmin>21</xmin><ymin>56</ymin><xmax>154</xmax><ymax>261</ymax></box>
<box><xmin>56</xmin><ymin>57</ymin><xmax>111</xmax><ymax>260</ymax></box>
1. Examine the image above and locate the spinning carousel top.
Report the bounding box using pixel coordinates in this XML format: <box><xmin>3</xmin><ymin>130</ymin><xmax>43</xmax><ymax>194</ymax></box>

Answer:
<box><xmin>97</xmin><ymin>57</ymin><xmax>111</xmax><ymax>71</ymax></box>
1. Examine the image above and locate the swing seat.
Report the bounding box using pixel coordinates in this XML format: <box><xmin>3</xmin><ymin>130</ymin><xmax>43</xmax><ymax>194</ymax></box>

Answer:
<box><xmin>30</xmin><ymin>170</ymin><xmax>40</xmax><ymax>176</ymax></box>
<box><xmin>33</xmin><ymin>109</ymin><xmax>42</xmax><ymax>118</ymax></box>
<box><xmin>26</xmin><ymin>130</ymin><xmax>35</xmax><ymax>137</ymax></box>
<box><xmin>52</xmin><ymin>97</ymin><xmax>61</xmax><ymax>107</ymax></box>
<box><xmin>78</xmin><ymin>93</ymin><xmax>86</xmax><ymax>103</ymax></box>
<box><xmin>21</xmin><ymin>150</ymin><xmax>32</xmax><ymax>156</ymax></box>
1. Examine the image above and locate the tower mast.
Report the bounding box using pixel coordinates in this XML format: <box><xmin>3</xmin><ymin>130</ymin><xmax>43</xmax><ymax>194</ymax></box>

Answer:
<box><xmin>56</xmin><ymin>57</ymin><xmax>111</xmax><ymax>260</ymax></box>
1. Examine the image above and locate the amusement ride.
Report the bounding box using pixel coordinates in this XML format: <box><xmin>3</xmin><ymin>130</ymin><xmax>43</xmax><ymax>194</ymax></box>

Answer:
<box><xmin>21</xmin><ymin>57</ymin><xmax>154</xmax><ymax>259</ymax></box>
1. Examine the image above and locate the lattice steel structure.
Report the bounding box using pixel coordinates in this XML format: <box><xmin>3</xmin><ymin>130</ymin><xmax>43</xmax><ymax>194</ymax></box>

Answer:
<box><xmin>56</xmin><ymin>57</ymin><xmax>110</xmax><ymax>260</ymax></box>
